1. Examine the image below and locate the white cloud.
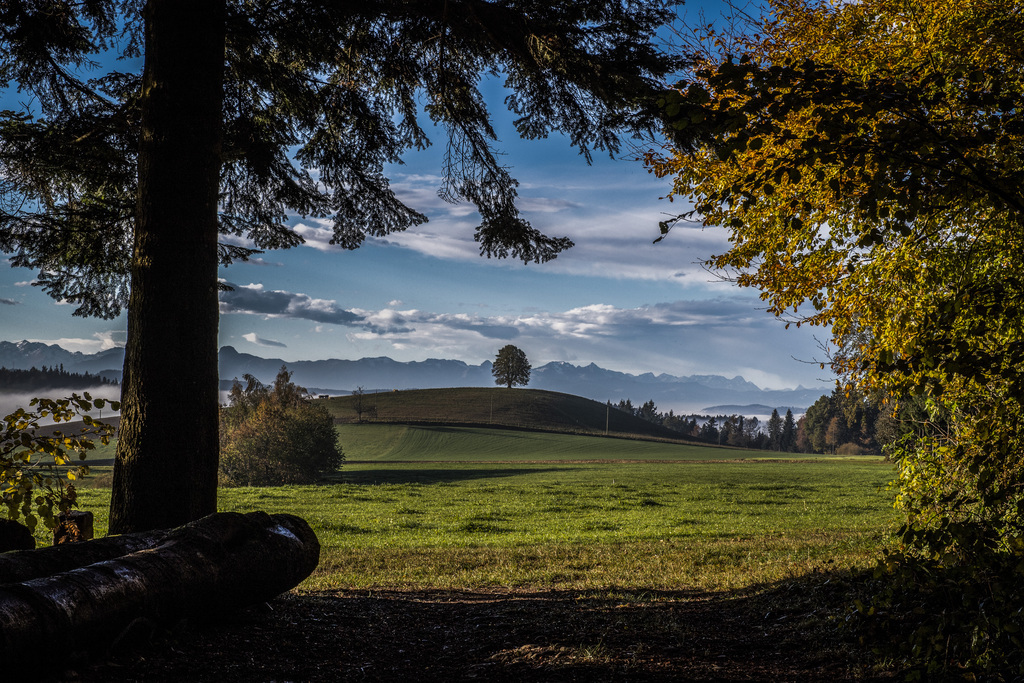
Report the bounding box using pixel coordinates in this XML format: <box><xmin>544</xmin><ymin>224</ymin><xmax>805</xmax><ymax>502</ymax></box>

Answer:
<box><xmin>242</xmin><ymin>332</ymin><xmax>288</xmax><ymax>348</ymax></box>
<box><xmin>291</xmin><ymin>221</ymin><xmax>340</xmax><ymax>252</ymax></box>
<box><xmin>220</xmin><ymin>282</ymin><xmax>363</xmax><ymax>325</ymax></box>
<box><xmin>374</xmin><ymin>225</ymin><xmax>480</xmax><ymax>262</ymax></box>
<box><xmin>93</xmin><ymin>330</ymin><xmax>126</xmax><ymax>349</ymax></box>
<box><xmin>245</xmin><ymin>257</ymin><xmax>283</xmax><ymax>267</ymax></box>
<box><xmin>27</xmin><ymin>331</ymin><xmax>125</xmax><ymax>354</ymax></box>
<box><xmin>274</xmin><ymin>167</ymin><xmax>726</xmax><ymax>293</ymax></box>
<box><xmin>219</xmin><ymin>232</ymin><xmax>258</xmax><ymax>249</ymax></box>
<box><xmin>517</xmin><ymin>196</ymin><xmax>580</xmax><ymax>213</ymax></box>
<box><xmin>329</xmin><ymin>169</ymin><xmax>735</xmax><ymax>293</ymax></box>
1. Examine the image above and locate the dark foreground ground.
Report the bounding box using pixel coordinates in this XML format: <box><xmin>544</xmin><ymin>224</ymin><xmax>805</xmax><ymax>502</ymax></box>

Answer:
<box><xmin>62</xmin><ymin>576</ymin><xmax>894</xmax><ymax>682</ymax></box>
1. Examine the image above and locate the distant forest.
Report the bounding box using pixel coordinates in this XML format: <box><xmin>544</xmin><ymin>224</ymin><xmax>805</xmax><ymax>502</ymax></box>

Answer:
<box><xmin>616</xmin><ymin>387</ymin><xmax>908</xmax><ymax>456</ymax></box>
<box><xmin>0</xmin><ymin>366</ymin><xmax>118</xmax><ymax>392</ymax></box>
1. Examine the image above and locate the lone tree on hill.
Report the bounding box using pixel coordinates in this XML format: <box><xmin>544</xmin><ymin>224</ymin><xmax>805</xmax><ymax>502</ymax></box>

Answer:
<box><xmin>1</xmin><ymin>1</ymin><xmax>679</xmax><ymax>532</ymax></box>
<box><xmin>351</xmin><ymin>386</ymin><xmax>376</xmax><ymax>423</ymax></box>
<box><xmin>492</xmin><ymin>345</ymin><xmax>531</xmax><ymax>389</ymax></box>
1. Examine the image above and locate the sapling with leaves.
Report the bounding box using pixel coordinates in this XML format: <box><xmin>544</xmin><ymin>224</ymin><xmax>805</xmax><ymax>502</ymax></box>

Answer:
<box><xmin>1</xmin><ymin>394</ymin><xmax>119</xmax><ymax>532</ymax></box>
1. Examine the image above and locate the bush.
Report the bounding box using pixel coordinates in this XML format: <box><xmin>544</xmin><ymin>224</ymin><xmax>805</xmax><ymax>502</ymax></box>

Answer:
<box><xmin>836</xmin><ymin>442</ymin><xmax>867</xmax><ymax>456</ymax></box>
<box><xmin>855</xmin><ymin>401</ymin><xmax>1024</xmax><ymax>678</ymax></box>
<box><xmin>219</xmin><ymin>367</ymin><xmax>343</xmax><ymax>486</ymax></box>
<box><xmin>1</xmin><ymin>394</ymin><xmax>118</xmax><ymax>531</ymax></box>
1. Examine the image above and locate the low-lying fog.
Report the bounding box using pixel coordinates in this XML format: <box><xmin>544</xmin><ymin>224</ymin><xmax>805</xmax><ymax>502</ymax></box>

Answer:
<box><xmin>1</xmin><ymin>388</ymin><xmax>241</xmax><ymax>422</ymax></box>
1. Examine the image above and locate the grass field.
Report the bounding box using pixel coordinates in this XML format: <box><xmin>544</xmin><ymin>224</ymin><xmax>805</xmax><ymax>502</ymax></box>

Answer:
<box><xmin>74</xmin><ymin>423</ymin><xmax>897</xmax><ymax>592</ymax></box>
<box><xmin>335</xmin><ymin>423</ymin><xmax>758</xmax><ymax>461</ymax></box>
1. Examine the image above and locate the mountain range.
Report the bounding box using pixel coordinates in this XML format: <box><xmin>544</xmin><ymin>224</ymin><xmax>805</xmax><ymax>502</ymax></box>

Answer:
<box><xmin>0</xmin><ymin>340</ymin><xmax>830</xmax><ymax>414</ymax></box>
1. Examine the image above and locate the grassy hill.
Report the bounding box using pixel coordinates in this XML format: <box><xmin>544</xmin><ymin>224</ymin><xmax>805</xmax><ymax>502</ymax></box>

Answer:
<box><xmin>332</xmin><ymin>424</ymin><xmax>760</xmax><ymax>462</ymax></box>
<box><xmin>321</xmin><ymin>387</ymin><xmax>694</xmax><ymax>442</ymax></box>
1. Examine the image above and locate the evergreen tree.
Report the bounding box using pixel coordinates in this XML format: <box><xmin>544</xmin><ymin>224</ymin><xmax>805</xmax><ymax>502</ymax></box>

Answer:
<box><xmin>700</xmin><ymin>416</ymin><xmax>719</xmax><ymax>442</ymax></box>
<box><xmin>781</xmin><ymin>409</ymin><xmax>796</xmax><ymax>452</ymax></box>
<box><xmin>2</xmin><ymin>1</ymin><xmax>678</xmax><ymax>532</ymax></box>
<box><xmin>638</xmin><ymin>399</ymin><xmax>658</xmax><ymax>423</ymax></box>
<box><xmin>767</xmin><ymin>408</ymin><xmax>783</xmax><ymax>451</ymax></box>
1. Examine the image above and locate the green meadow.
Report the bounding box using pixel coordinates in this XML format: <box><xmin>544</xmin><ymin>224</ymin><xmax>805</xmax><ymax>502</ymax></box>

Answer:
<box><xmin>335</xmin><ymin>423</ymin><xmax>756</xmax><ymax>461</ymax></box>
<box><xmin>76</xmin><ymin>423</ymin><xmax>897</xmax><ymax>592</ymax></box>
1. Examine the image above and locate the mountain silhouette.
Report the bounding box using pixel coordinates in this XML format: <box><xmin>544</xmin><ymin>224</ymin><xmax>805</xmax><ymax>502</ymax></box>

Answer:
<box><xmin>0</xmin><ymin>341</ymin><xmax>828</xmax><ymax>414</ymax></box>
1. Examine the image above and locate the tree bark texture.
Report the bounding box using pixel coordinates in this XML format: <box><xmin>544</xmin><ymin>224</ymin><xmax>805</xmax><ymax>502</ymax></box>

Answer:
<box><xmin>110</xmin><ymin>0</ymin><xmax>227</xmax><ymax>533</ymax></box>
<box><xmin>0</xmin><ymin>512</ymin><xmax>319</xmax><ymax>674</ymax></box>
<box><xmin>0</xmin><ymin>528</ymin><xmax>172</xmax><ymax>585</ymax></box>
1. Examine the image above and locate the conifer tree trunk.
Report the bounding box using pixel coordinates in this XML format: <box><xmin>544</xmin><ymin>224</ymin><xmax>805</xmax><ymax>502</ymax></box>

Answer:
<box><xmin>109</xmin><ymin>0</ymin><xmax>226</xmax><ymax>533</ymax></box>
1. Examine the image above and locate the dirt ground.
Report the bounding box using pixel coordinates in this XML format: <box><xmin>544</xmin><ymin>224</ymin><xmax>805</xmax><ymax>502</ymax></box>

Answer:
<box><xmin>62</xmin><ymin>578</ymin><xmax>894</xmax><ymax>682</ymax></box>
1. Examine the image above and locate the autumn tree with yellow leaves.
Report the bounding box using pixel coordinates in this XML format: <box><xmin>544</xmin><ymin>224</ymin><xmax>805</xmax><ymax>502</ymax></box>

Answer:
<box><xmin>650</xmin><ymin>0</ymin><xmax>1024</xmax><ymax>675</ymax></box>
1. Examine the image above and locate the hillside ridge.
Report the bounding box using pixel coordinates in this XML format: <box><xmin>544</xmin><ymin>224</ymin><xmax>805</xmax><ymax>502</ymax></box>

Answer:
<box><xmin>323</xmin><ymin>387</ymin><xmax>699</xmax><ymax>444</ymax></box>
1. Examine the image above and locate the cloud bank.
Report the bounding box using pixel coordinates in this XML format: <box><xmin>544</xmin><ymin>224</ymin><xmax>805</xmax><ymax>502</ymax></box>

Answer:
<box><xmin>220</xmin><ymin>282</ymin><xmax>363</xmax><ymax>325</ymax></box>
<box><xmin>25</xmin><ymin>331</ymin><xmax>125</xmax><ymax>354</ymax></box>
<box><xmin>287</xmin><ymin>171</ymin><xmax>731</xmax><ymax>292</ymax></box>
<box><xmin>218</xmin><ymin>279</ymin><xmax>827</xmax><ymax>388</ymax></box>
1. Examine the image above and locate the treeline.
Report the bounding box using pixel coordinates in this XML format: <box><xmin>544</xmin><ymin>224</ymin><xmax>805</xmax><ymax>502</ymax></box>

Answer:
<box><xmin>616</xmin><ymin>388</ymin><xmax>908</xmax><ymax>455</ymax></box>
<box><xmin>0</xmin><ymin>366</ymin><xmax>118</xmax><ymax>392</ymax></box>
<box><xmin>614</xmin><ymin>398</ymin><xmax>798</xmax><ymax>451</ymax></box>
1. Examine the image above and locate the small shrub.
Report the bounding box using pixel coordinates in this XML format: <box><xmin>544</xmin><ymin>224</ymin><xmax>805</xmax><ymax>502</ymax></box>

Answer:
<box><xmin>1</xmin><ymin>394</ymin><xmax>118</xmax><ymax>531</ymax></box>
<box><xmin>855</xmin><ymin>420</ymin><xmax>1024</xmax><ymax>678</ymax></box>
<box><xmin>219</xmin><ymin>366</ymin><xmax>344</xmax><ymax>486</ymax></box>
<box><xmin>836</xmin><ymin>442</ymin><xmax>867</xmax><ymax>456</ymax></box>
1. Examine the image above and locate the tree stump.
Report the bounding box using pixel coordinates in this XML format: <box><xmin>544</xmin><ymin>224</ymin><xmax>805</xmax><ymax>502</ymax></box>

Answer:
<box><xmin>53</xmin><ymin>510</ymin><xmax>94</xmax><ymax>545</ymax></box>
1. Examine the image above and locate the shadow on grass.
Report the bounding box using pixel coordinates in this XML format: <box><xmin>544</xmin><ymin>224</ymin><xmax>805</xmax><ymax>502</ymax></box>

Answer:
<box><xmin>329</xmin><ymin>467</ymin><xmax>573</xmax><ymax>485</ymax></box>
<box><xmin>404</xmin><ymin>425</ymin><xmax>542</xmax><ymax>440</ymax></box>
<box><xmin>75</xmin><ymin>569</ymin><xmax>894</xmax><ymax>682</ymax></box>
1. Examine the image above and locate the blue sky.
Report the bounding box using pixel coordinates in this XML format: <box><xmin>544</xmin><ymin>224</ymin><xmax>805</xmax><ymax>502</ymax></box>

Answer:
<box><xmin>0</xmin><ymin>2</ymin><xmax>834</xmax><ymax>391</ymax></box>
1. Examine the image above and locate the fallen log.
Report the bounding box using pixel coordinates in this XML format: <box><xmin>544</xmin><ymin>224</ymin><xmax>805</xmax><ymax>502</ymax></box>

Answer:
<box><xmin>0</xmin><ymin>511</ymin><xmax>320</xmax><ymax>674</ymax></box>
<box><xmin>0</xmin><ymin>525</ymin><xmax>172</xmax><ymax>584</ymax></box>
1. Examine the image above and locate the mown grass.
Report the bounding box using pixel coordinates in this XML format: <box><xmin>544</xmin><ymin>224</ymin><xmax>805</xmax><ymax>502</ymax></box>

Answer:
<box><xmin>76</xmin><ymin>455</ymin><xmax>896</xmax><ymax>592</ymax></box>
<box><xmin>335</xmin><ymin>423</ymin><xmax>761</xmax><ymax>461</ymax></box>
